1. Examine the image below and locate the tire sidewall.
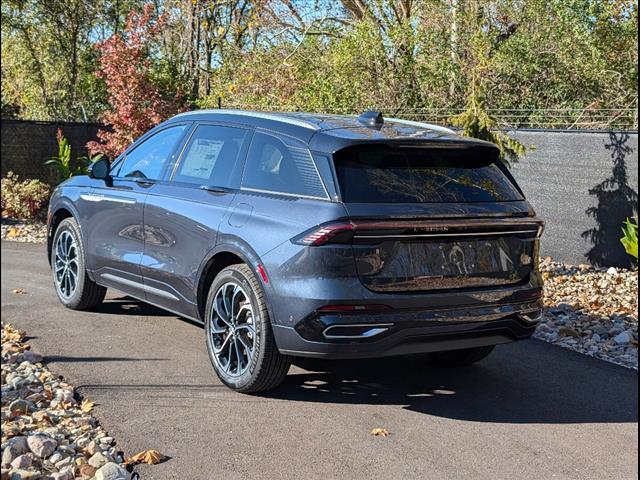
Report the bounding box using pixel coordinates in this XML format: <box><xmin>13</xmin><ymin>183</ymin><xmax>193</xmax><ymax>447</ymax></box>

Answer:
<box><xmin>204</xmin><ymin>267</ymin><xmax>267</xmax><ymax>391</ymax></box>
<box><xmin>51</xmin><ymin>218</ymin><xmax>87</xmax><ymax>309</ymax></box>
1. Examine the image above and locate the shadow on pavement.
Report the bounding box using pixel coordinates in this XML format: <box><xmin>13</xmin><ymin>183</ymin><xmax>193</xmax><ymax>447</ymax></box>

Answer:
<box><xmin>72</xmin><ymin>298</ymin><xmax>638</xmax><ymax>425</ymax></box>
<box><xmin>94</xmin><ymin>297</ymin><xmax>204</xmax><ymax>328</ymax></box>
<box><xmin>94</xmin><ymin>298</ymin><xmax>176</xmax><ymax>317</ymax></box>
<box><xmin>45</xmin><ymin>355</ymin><xmax>170</xmax><ymax>363</ymax></box>
<box><xmin>265</xmin><ymin>340</ymin><xmax>638</xmax><ymax>425</ymax></box>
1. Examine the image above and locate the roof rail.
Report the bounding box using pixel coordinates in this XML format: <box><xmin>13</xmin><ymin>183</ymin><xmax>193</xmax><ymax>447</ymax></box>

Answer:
<box><xmin>173</xmin><ymin>109</ymin><xmax>320</xmax><ymax>131</ymax></box>
<box><xmin>386</xmin><ymin>117</ymin><xmax>456</xmax><ymax>135</ymax></box>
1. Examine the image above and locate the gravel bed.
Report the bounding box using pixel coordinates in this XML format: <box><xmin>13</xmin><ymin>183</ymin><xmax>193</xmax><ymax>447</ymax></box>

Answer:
<box><xmin>1</xmin><ymin>324</ymin><xmax>133</xmax><ymax>480</ymax></box>
<box><xmin>536</xmin><ymin>257</ymin><xmax>638</xmax><ymax>369</ymax></box>
<box><xmin>1</xmin><ymin>218</ymin><xmax>47</xmax><ymax>244</ymax></box>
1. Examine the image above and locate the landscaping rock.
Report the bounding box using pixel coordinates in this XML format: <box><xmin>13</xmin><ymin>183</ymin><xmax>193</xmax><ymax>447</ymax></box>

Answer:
<box><xmin>1</xmin><ymin>447</ymin><xmax>17</xmax><ymax>468</ymax></box>
<box><xmin>50</xmin><ymin>471</ymin><xmax>72</xmax><ymax>480</ymax></box>
<box><xmin>20</xmin><ymin>351</ymin><xmax>43</xmax><ymax>364</ymax></box>
<box><xmin>7</xmin><ymin>468</ymin><xmax>40</xmax><ymax>479</ymax></box>
<box><xmin>8</xmin><ymin>399</ymin><xmax>35</xmax><ymax>415</ymax></box>
<box><xmin>3</xmin><ymin>438</ymin><xmax>28</xmax><ymax>457</ymax></box>
<box><xmin>78</xmin><ymin>463</ymin><xmax>97</xmax><ymax>479</ymax></box>
<box><xmin>535</xmin><ymin>257</ymin><xmax>638</xmax><ymax>370</ymax></box>
<box><xmin>88</xmin><ymin>452</ymin><xmax>109</xmax><ymax>469</ymax></box>
<box><xmin>27</xmin><ymin>434</ymin><xmax>56</xmax><ymax>458</ymax></box>
<box><xmin>613</xmin><ymin>330</ymin><xmax>634</xmax><ymax>345</ymax></box>
<box><xmin>0</xmin><ymin>219</ymin><xmax>47</xmax><ymax>244</ymax></box>
<box><xmin>9</xmin><ymin>455</ymin><xmax>32</xmax><ymax>470</ymax></box>
<box><xmin>93</xmin><ymin>462</ymin><xmax>129</xmax><ymax>480</ymax></box>
<box><xmin>1</xmin><ymin>324</ymin><xmax>137</xmax><ymax>479</ymax></box>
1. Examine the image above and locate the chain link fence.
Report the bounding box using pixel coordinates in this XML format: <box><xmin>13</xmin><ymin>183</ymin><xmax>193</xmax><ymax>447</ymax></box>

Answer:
<box><xmin>388</xmin><ymin>107</ymin><xmax>638</xmax><ymax>131</ymax></box>
<box><xmin>217</xmin><ymin>104</ymin><xmax>638</xmax><ymax>131</ymax></box>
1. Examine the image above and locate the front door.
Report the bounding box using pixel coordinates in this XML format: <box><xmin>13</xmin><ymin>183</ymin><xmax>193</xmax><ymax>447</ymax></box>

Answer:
<box><xmin>140</xmin><ymin>123</ymin><xmax>250</xmax><ymax>319</ymax></box>
<box><xmin>85</xmin><ymin>123</ymin><xmax>190</xmax><ymax>298</ymax></box>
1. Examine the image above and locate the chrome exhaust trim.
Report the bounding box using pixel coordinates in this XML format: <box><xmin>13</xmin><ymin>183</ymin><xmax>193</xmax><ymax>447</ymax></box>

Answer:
<box><xmin>322</xmin><ymin>323</ymin><xmax>394</xmax><ymax>339</ymax></box>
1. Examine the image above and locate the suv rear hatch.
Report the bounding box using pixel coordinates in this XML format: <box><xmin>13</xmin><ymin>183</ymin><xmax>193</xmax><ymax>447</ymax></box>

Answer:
<box><xmin>332</xmin><ymin>143</ymin><xmax>542</xmax><ymax>293</ymax></box>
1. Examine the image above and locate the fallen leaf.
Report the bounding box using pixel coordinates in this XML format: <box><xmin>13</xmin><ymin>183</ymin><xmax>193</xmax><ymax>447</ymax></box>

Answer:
<box><xmin>2</xmin><ymin>324</ymin><xmax>25</xmax><ymax>342</ymax></box>
<box><xmin>43</xmin><ymin>385</ymin><xmax>53</xmax><ymax>400</ymax></box>
<box><xmin>6</xmin><ymin>227</ymin><xmax>19</xmax><ymax>238</ymax></box>
<box><xmin>80</xmin><ymin>399</ymin><xmax>95</xmax><ymax>413</ymax></box>
<box><xmin>11</xmin><ymin>288</ymin><xmax>27</xmax><ymax>295</ymax></box>
<box><xmin>1</xmin><ymin>343</ymin><xmax>25</xmax><ymax>356</ymax></box>
<box><xmin>56</xmin><ymin>401</ymin><xmax>75</xmax><ymax>410</ymax></box>
<box><xmin>31</xmin><ymin>411</ymin><xmax>52</xmax><ymax>425</ymax></box>
<box><xmin>370</xmin><ymin>427</ymin><xmax>390</xmax><ymax>437</ymax></box>
<box><xmin>125</xmin><ymin>449</ymin><xmax>166</xmax><ymax>465</ymax></box>
<box><xmin>558</xmin><ymin>326</ymin><xmax>581</xmax><ymax>338</ymax></box>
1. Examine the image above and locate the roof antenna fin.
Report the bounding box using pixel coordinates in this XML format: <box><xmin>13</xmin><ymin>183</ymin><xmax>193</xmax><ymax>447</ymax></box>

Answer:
<box><xmin>357</xmin><ymin>111</ymin><xmax>384</xmax><ymax>128</ymax></box>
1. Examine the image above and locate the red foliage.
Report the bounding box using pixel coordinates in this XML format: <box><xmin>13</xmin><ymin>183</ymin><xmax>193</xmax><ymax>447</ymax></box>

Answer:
<box><xmin>88</xmin><ymin>4</ymin><xmax>186</xmax><ymax>158</ymax></box>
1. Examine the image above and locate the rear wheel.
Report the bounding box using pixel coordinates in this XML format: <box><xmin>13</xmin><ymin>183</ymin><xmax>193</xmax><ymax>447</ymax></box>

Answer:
<box><xmin>204</xmin><ymin>264</ymin><xmax>291</xmax><ymax>393</ymax></box>
<box><xmin>51</xmin><ymin>217</ymin><xmax>106</xmax><ymax>310</ymax></box>
<box><xmin>429</xmin><ymin>345</ymin><xmax>495</xmax><ymax>366</ymax></box>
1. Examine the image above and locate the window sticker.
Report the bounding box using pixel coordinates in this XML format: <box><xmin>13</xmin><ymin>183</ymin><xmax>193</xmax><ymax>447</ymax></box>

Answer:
<box><xmin>181</xmin><ymin>139</ymin><xmax>224</xmax><ymax>179</ymax></box>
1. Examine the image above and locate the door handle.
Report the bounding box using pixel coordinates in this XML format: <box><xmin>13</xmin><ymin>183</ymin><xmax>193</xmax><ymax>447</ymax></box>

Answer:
<box><xmin>200</xmin><ymin>185</ymin><xmax>232</xmax><ymax>195</ymax></box>
<box><xmin>134</xmin><ymin>178</ymin><xmax>155</xmax><ymax>187</ymax></box>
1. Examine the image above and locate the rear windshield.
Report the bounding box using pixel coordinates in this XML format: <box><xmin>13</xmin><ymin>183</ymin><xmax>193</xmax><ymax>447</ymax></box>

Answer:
<box><xmin>333</xmin><ymin>145</ymin><xmax>523</xmax><ymax>203</ymax></box>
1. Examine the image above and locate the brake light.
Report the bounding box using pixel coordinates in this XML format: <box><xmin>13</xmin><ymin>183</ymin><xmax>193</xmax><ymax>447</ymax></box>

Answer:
<box><xmin>293</xmin><ymin>222</ymin><xmax>355</xmax><ymax>246</ymax></box>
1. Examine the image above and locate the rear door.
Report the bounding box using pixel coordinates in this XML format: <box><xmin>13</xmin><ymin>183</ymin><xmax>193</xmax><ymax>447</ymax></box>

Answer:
<box><xmin>332</xmin><ymin>143</ymin><xmax>542</xmax><ymax>293</ymax></box>
<box><xmin>140</xmin><ymin>122</ymin><xmax>250</xmax><ymax>318</ymax></box>
<box><xmin>85</xmin><ymin>123</ymin><xmax>189</xmax><ymax>297</ymax></box>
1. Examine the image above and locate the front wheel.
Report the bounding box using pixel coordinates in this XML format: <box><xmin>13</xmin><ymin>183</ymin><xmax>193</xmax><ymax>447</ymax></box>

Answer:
<box><xmin>204</xmin><ymin>264</ymin><xmax>291</xmax><ymax>393</ymax></box>
<box><xmin>51</xmin><ymin>217</ymin><xmax>106</xmax><ymax>310</ymax></box>
<box><xmin>429</xmin><ymin>345</ymin><xmax>495</xmax><ymax>366</ymax></box>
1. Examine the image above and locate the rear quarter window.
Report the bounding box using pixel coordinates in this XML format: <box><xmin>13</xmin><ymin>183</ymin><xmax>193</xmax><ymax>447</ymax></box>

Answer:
<box><xmin>333</xmin><ymin>144</ymin><xmax>523</xmax><ymax>203</ymax></box>
<box><xmin>242</xmin><ymin>132</ymin><xmax>328</xmax><ymax>199</ymax></box>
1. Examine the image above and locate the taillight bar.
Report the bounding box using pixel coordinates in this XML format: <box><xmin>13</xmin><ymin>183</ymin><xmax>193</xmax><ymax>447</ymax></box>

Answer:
<box><xmin>293</xmin><ymin>221</ymin><xmax>355</xmax><ymax>246</ymax></box>
<box><xmin>293</xmin><ymin>217</ymin><xmax>544</xmax><ymax>246</ymax></box>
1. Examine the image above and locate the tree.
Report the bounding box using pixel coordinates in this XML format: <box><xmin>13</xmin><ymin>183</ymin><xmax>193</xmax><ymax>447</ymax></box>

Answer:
<box><xmin>1</xmin><ymin>0</ymin><xmax>107</xmax><ymax>121</ymax></box>
<box><xmin>87</xmin><ymin>4</ymin><xmax>187</xmax><ymax>158</ymax></box>
<box><xmin>449</xmin><ymin>0</ymin><xmax>528</xmax><ymax>164</ymax></box>
<box><xmin>1</xmin><ymin>0</ymin><xmax>637</xmax><ymax>129</ymax></box>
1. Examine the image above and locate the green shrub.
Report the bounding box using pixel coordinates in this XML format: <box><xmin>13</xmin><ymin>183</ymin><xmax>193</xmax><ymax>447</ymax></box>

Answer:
<box><xmin>44</xmin><ymin>128</ymin><xmax>101</xmax><ymax>182</ymax></box>
<box><xmin>1</xmin><ymin>172</ymin><xmax>51</xmax><ymax>220</ymax></box>
<box><xmin>620</xmin><ymin>218</ymin><xmax>638</xmax><ymax>260</ymax></box>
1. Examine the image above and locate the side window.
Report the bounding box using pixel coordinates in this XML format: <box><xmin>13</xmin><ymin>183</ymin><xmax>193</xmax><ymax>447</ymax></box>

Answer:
<box><xmin>242</xmin><ymin>132</ymin><xmax>328</xmax><ymax>199</ymax></box>
<box><xmin>117</xmin><ymin>124</ymin><xmax>187</xmax><ymax>180</ymax></box>
<box><xmin>172</xmin><ymin>124</ymin><xmax>246</xmax><ymax>186</ymax></box>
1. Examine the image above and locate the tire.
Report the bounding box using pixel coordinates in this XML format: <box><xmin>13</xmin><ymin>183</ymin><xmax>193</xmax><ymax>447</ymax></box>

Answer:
<box><xmin>429</xmin><ymin>345</ymin><xmax>495</xmax><ymax>366</ymax></box>
<box><xmin>204</xmin><ymin>264</ymin><xmax>291</xmax><ymax>393</ymax></box>
<box><xmin>51</xmin><ymin>217</ymin><xmax>106</xmax><ymax>310</ymax></box>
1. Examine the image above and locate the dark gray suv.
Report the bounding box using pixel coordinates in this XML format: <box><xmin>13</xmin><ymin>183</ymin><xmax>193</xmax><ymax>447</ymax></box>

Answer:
<box><xmin>47</xmin><ymin>110</ymin><xmax>544</xmax><ymax>393</ymax></box>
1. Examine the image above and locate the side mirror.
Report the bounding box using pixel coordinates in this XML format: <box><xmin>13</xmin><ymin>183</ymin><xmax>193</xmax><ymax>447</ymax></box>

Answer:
<box><xmin>89</xmin><ymin>157</ymin><xmax>111</xmax><ymax>182</ymax></box>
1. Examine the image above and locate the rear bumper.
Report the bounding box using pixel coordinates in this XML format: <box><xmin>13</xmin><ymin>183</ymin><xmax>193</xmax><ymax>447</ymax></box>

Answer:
<box><xmin>274</xmin><ymin>299</ymin><xmax>542</xmax><ymax>359</ymax></box>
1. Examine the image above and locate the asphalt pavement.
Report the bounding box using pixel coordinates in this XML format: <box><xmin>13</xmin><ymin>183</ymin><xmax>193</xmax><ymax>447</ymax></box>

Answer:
<box><xmin>1</xmin><ymin>241</ymin><xmax>638</xmax><ymax>480</ymax></box>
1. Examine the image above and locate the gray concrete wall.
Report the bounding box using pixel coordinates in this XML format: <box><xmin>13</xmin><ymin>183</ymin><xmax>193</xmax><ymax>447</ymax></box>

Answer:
<box><xmin>510</xmin><ymin>130</ymin><xmax>638</xmax><ymax>268</ymax></box>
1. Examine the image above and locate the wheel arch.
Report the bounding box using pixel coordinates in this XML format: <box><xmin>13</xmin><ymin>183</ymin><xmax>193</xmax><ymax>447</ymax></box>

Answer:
<box><xmin>47</xmin><ymin>202</ymin><xmax>79</xmax><ymax>265</ymax></box>
<box><xmin>195</xmin><ymin>241</ymin><xmax>271</xmax><ymax>322</ymax></box>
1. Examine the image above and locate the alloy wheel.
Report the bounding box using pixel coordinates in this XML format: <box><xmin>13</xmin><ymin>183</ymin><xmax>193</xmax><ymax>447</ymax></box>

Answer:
<box><xmin>54</xmin><ymin>231</ymin><xmax>79</xmax><ymax>299</ymax></box>
<box><xmin>208</xmin><ymin>282</ymin><xmax>256</xmax><ymax>377</ymax></box>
